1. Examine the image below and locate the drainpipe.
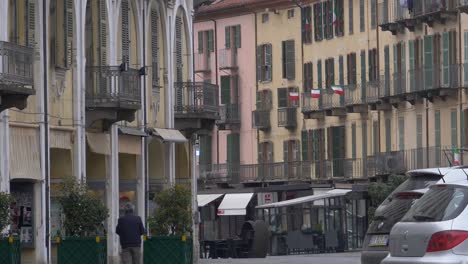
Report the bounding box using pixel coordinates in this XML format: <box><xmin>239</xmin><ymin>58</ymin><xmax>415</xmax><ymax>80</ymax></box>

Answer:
<box><xmin>42</xmin><ymin>0</ymin><xmax>51</xmax><ymax>262</ymax></box>
<box><xmin>376</xmin><ymin>0</ymin><xmax>381</xmax><ymax>155</ymax></box>
<box><xmin>142</xmin><ymin>0</ymin><xmax>149</xmax><ymax>235</ymax></box>
<box><xmin>459</xmin><ymin>8</ymin><xmax>463</xmax><ymax>161</ymax></box>
<box><xmin>209</xmin><ymin>19</ymin><xmax>219</xmax><ymax>165</ymax></box>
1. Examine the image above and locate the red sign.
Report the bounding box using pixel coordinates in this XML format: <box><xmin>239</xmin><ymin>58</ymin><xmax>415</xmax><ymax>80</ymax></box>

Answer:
<box><xmin>264</xmin><ymin>193</ymin><xmax>272</xmax><ymax>204</ymax></box>
<box><xmin>217</xmin><ymin>209</ymin><xmax>225</xmax><ymax>215</ymax></box>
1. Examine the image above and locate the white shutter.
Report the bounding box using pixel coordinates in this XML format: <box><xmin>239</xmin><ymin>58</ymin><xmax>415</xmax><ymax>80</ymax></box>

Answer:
<box><xmin>99</xmin><ymin>0</ymin><xmax>107</xmax><ymax>65</ymax></box>
<box><xmin>151</xmin><ymin>7</ymin><xmax>159</xmax><ymax>88</ymax></box>
<box><xmin>65</xmin><ymin>0</ymin><xmax>74</xmax><ymax>68</ymax></box>
<box><xmin>121</xmin><ymin>0</ymin><xmax>130</xmax><ymax>64</ymax></box>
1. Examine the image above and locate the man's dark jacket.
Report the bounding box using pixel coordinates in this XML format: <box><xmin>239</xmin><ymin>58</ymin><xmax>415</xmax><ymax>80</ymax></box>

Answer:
<box><xmin>116</xmin><ymin>215</ymin><xmax>145</xmax><ymax>248</ymax></box>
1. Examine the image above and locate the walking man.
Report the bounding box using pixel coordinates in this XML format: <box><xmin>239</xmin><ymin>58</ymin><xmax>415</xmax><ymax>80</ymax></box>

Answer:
<box><xmin>116</xmin><ymin>203</ymin><xmax>145</xmax><ymax>264</ymax></box>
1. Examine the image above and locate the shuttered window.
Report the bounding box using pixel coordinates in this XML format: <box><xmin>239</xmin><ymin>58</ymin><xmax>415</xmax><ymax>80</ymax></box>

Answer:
<box><xmin>301</xmin><ymin>130</ymin><xmax>310</xmax><ymax>161</ymax></box>
<box><xmin>121</xmin><ymin>0</ymin><xmax>130</xmax><ymax>64</ymax></box>
<box><xmin>221</xmin><ymin>76</ymin><xmax>231</xmax><ymax>105</ymax></box>
<box><xmin>52</xmin><ymin>0</ymin><xmax>73</xmax><ymax>69</ymax></box>
<box><xmin>199</xmin><ymin>135</ymin><xmax>212</xmax><ymax>166</ymax></box>
<box><xmin>424</xmin><ymin>35</ymin><xmax>434</xmax><ymax>89</ymax></box>
<box><xmin>175</xmin><ymin>16</ymin><xmax>183</xmax><ymax>85</ymax></box>
<box><xmin>227</xmin><ymin>133</ymin><xmax>240</xmax><ymax>165</ymax></box>
<box><xmin>325</xmin><ymin>58</ymin><xmax>335</xmax><ymax>88</ymax></box>
<box><xmin>385</xmin><ymin>119</ymin><xmax>391</xmax><ymax>152</ymax></box>
<box><xmin>323</xmin><ymin>1</ymin><xmax>333</xmax><ymax>39</ymax></box>
<box><xmin>301</xmin><ymin>6</ymin><xmax>312</xmax><ymax>44</ymax></box>
<box><xmin>99</xmin><ymin>0</ymin><xmax>107</xmax><ymax>65</ymax></box>
<box><xmin>417</xmin><ymin>114</ymin><xmax>423</xmax><ymax>149</ymax></box>
<box><xmin>318</xmin><ymin>60</ymin><xmax>323</xmax><ymax>88</ymax></box>
<box><xmin>207</xmin><ymin>30</ymin><xmax>214</xmax><ymax>52</ymax></box>
<box><xmin>443</xmin><ymin>32</ymin><xmax>449</xmax><ymax>86</ymax></box>
<box><xmin>314</xmin><ymin>3</ymin><xmax>323</xmax><ymax>41</ymax></box>
<box><xmin>347</xmin><ymin>53</ymin><xmax>357</xmax><ymax>85</ymax></box>
<box><xmin>359</xmin><ymin>0</ymin><xmax>364</xmax><ymax>32</ymax></box>
<box><xmin>384</xmin><ymin>45</ymin><xmax>390</xmax><ymax>95</ymax></box>
<box><xmin>435</xmin><ymin>110</ymin><xmax>441</xmax><ymax>147</ymax></box>
<box><xmin>373</xmin><ymin>121</ymin><xmax>379</xmax><ymax>154</ymax></box>
<box><xmin>303</xmin><ymin>62</ymin><xmax>313</xmax><ymax>92</ymax></box>
<box><xmin>282</xmin><ymin>40</ymin><xmax>295</xmax><ymax>80</ymax></box>
<box><xmin>198</xmin><ymin>31</ymin><xmax>204</xmax><ymax>53</ymax></box>
<box><xmin>225</xmin><ymin>25</ymin><xmax>241</xmax><ymax>49</ymax></box>
<box><xmin>256</xmin><ymin>90</ymin><xmax>272</xmax><ymax>110</ymax></box>
<box><xmin>464</xmin><ymin>32</ymin><xmax>468</xmax><ymax>85</ymax></box>
<box><xmin>225</xmin><ymin>26</ymin><xmax>230</xmax><ymax>49</ymax></box>
<box><xmin>27</xmin><ymin>0</ymin><xmax>36</xmax><ymax>48</ymax></box>
<box><xmin>368</xmin><ymin>49</ymin><xmax>378</xmax><ymax>81</ymax></box>
<box><xmin>233</xmin><ymin>25</ymin><xmax>241</xmax><ymax>48</ymax></box>
<box><xmin>451</xmin><ymin>109</ymin><xmax>458</xmax><ymax>147</ymax></box>
<box><xmin>362</xmin><ymin>121</ymin><xmax>367</xmax><ymax>158</ymax></box>
<box><xmin>257</xmin><ymin>44</ymin><xmax>272</xmax><ymax>82</ymax></box>
<box><xmin>151</xmin><ymin>7</ymin><xmax>160</xmax><ymax>88</ymax></box>
<box><xmin>398</xmin><ymin>117</ymin><xmax>405</xmax><ymax>151</ymax></box>
<box><xmin>348</xmin><ymin>0</ymin><xmax>353</xmax><ymax>35</ymax></box>
<box><xmin>278</xmin><ymin>88</ymin><xmax>298</xmax><ymax>108</ymax></box>
<box><xmin>335</xmin><ymin>0</ymin><xmax>344</xmax><ymax>37</ymax></box>
<box><xmin>370</xmin><ymin>0</ymin><xmax>376</xmax><ymax>29</ymax></box>
<box><xmin>258</xmin><ymin>141</ymin><xmax>274</xmax><ymax>163</ymax></box>
<box><xmin>360</xmin><ymin>50</ymin><xmax>366</xmax><ymax>97</ymax></box>
<box><xmin>339</xmin><ymin>56</ymin><xmax>344</xmax><ymax>86</ymax></box>
<box><xmin>284</xmin><ymin>140</ymin><xmax>300</xmax><ymax>162</ymax></box>
<box><xmin>351</xmin><ymin>123</ymin><xmax>356</xmax><ymax>158</ymax></box>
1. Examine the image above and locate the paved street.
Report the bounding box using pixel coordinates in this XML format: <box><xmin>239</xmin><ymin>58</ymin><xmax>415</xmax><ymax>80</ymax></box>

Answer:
<box><xmin>200</xmin><ymin>252</ymin><xmax>361</xmax><ymax>264</ymax></box>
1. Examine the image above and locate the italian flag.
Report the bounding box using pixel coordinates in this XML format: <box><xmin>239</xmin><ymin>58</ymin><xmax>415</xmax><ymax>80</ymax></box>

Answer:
<box><xmin>311</xmin><ymin>89</ymin><xmax>321</xmax><ymax>98</ymax></box>
<box><xmin>333</xmin><ymin>3</ymin><xmax>338</xmax><ymax>25</ymax></box>
<box><xmin>289</xmin><ymin>91</ymin><xmax>299</xmax><ymax>101</ymax></box>
<box><xmin>453</xmin><ymin>147</ymin><xmax>461</xmax><ymax>166</ymax></box>
<box><xmin>331</xmin><ymin>85</ymin><xmax>344</xmax><ymax>96</ymax></box>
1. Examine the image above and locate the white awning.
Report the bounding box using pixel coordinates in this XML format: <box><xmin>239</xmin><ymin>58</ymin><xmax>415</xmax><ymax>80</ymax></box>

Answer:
<box><xmin>256</xmin><ymin>189</ymin><xmax>352</xmax><ymax>209</ymax></box>
<box><xmin>119</xmin><ymin>135</ymin><xmax>142</xmax><ymax>155</ymax></box>
<box><xmin>150</xmin><ymin>128</ymin><xmax>187</xmax><ymax>143</ymax></box>
<box><xmin>197</xmin><ymin>194</ymin><xmax>223</xmax><ymax>207</ymax></box>
<box><xmin>87</xmin><ymin>132</ymin><xmax>110</xmax><ymax>155</ymax></box>
<box><xmin>10</xmin><ymin>127</ymin><xmax>41</xmax><ymax>181</ymax></box>
<box><xmin>50</xmin><ymin>129</ymin><xmax>73</xmax><ymax>149</ymax></box>
<box><xmin>217</xmin><ymin>193</ymin><xmax>254</xmax><ymax>216</ymax></box>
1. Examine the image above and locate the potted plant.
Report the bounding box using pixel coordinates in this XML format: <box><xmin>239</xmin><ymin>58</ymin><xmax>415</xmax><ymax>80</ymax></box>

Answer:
<box><xmin>56</xmin><ymin>178</ymin><xmax>108</xmax><ymax>264</ymax></box>
<box><xmin>0</xmin><ymin>192</ymin><xmax>19</xmax><ymax>264</ymax></box>
<box><xmin>145</xmin><ymin>185</ymin><xmax>193</xmax><ymax>264</ymax></box>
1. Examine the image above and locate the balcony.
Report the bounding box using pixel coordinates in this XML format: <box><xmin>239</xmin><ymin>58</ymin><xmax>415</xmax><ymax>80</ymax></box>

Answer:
<box><xmin>277</xmin><ymin>107</ymin><xmax>297</xmax><ymax>129</ymax></box>
<box><xmin>252</xmin><ymin>110</ymin><xmax>270</xmax><ymax>130</ymax></box>
<box><xmin>460</xmin><ymin>0</ymin><xmax>468</xmax><ymax>13</ymax></box>
<box><xmin>0</xmin><ymin>41</ymin><xmax>35</xmax><ymax>112</ymax></box>
<box><xmin>322</xmin><ymin>91</ymin><xmax>346</xmax><ymax>116</ymax></box>
<box><xmin>344</xmin><ymin>84</ymin><xmax>367</xmax><ymax>112</ymax></box>
<box><xmin>174</xmin><ymin>82</ymin><xmax>219</xmax><ymax>132</ymax></box>
<box><xmin>219</xmin><ymin>49</ymin><xmax>238</xmax><ymax>70</ymax></box>
<box><xmin>301</xmin><ymin>93</ymin><xmax>325</xmax><ymax>119</ymax></box>
<box><xmin>85</xmin><ymin>66</ymin><xmax>141</xmax><ymax>129</ymax></box>
<box><xmin>413</xmin><ymin>0</ymin><xmax>458</xmax><ymax>26</ymax></box>
<box><xmin>199</xmin><ymin>163</ymin><xmax>240</xmax><ymax>185</ymax></box>
<box><xmin>217</xmin><ymin>103</ymin><xmax>240</xmax><ymax>129</ymax></box>
<box><xmin>194</xmin><ymin>53</ymin><xmax>211</xmax><ymax>73</ymax></box>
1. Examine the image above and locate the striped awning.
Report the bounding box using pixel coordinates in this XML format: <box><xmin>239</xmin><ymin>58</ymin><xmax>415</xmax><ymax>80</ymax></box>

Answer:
<box><xmin>10</xmin><ymin>127</ymin><xmax>41</xmax><ymax>181</ymax></box>
<box><xmin>87</xmin><ymin>132</ymin><xmax>111</xmax><ymax>155</ymax></box>
<box><xmin>50</xmin><ymin>129</ymin><xmax>73</xmax><ymax>149</ymax></box>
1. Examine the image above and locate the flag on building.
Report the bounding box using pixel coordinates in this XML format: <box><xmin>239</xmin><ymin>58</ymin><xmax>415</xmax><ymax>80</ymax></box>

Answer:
<box><xmin>331</xmin><ymin>85</ymin><xmax>344</xmax><ymax>96</ymax></box>
<box><xmin>304</xmin><ymin>18</ymin><xmax>310</xmax><ymax>33</ymax></box>
<box><xmin>333</xmin><ymin>3</ymin><xmax>338</xmax><ymax>25</ymax></box>
<box><xmin>453</xmin><ymin>147</ymin><xmax>460</xmax><ymax>166</ymax></box>
<box><xmin>289</xmin><ymin>91</ymin><xmax>299</xmax><ymax>101</ymax></box>
<box><xmin>311</xmin><ymin>89</ymin><xmax>321</xmax><ymax>98</ymax></box>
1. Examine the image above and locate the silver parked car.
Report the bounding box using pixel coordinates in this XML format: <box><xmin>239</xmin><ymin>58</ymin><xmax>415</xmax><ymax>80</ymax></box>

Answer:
<box><xmin>361</xmin><ymin>167</ymin><xmax>468</xmax><ymax>264</ymax></box>
<box><xmin>382</xmin><ymin>182</ymin><xmax>468</xmax><ymax>264</ymax></box>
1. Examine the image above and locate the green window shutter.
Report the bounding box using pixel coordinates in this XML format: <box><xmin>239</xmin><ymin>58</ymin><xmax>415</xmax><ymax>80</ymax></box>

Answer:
<box><xmin>451</xmin><ymin>109</ymin><xmax>458</xmax><ymax>147</ymax></box>
<box><xmin>282</xmin><ymin>41</ymin><xmax>286</xmax><ymax>78</ymax></box>
<box><xmin>384</xmin><ymin>46</ymin><xmax>390</xmax><ymax>95</ymax></box>
<box><xmin>424</xmin><ymin>35</ymin><xmax>434</xmax><ymax>89</ymax></box>
<box><xmin>435</xmin><ymin>110</ymin><xmax>441</xmax><ymax>147</ymax></box>
<box><xmin>258</xmin><ymin>143</ymin><xmax>264</xmax><ymax>163</ymax></box>
<box><xmin>362</xmin><ymin>122</ymin><xmax>367</xmax><ymax>158</ymax></box>
<box><xmin>373</xmin><ymin>121</ymin><xmax>379</xmax><ymax>154</ymax></box>
<box><xmin>359</xmin><ymin>0</ymin><xmax>364</xmax><ymax>32</ymax></box>
<box><xmin>462</xmin><ymin>110</ymin><xmax>466</xmax><ymax>147</ymax></box>
<box><xmin>371</xmin><ymin>0</ymin><xmax>376</xmax><ymax>29</ymax></box>
<box><xmin>398</xmin><ymin>117</ymin><xmax>405</xmax><ymax>151</ymax></box>
<box><xmin>266</xmin><ymin>44</ymin><xmax>272</xmax><ymax>81</ymax></box>
<box><xmin>348</xmin><ymin>0</ymin><xmax>353</xmax><ymax>34</ymax></box>
<box><xmin>99</xmin><ymin>0</ymin><xmax>107</xmax><ymax>65</ymax></box>
<box><xmin>64</xmin><ymin>0</ymin><xmax>73</xmax><ymax>68</ymax></box>
<box><xmin>221</xmin><ymin>76</ymin><xmax>231</xmax><ymax>104</ymax></box>
<box><xmin>257</xmin><ymin>46</ymin><xmax>262</xmax><ymax>82</ymax></box>
<box><xmin>401</xmin><ymin>42</ymin><xmax>406</xmax><ymax>88</ymax></box>
<box><xmin>198</xmin><ymin>31</ymin><xmax>204</xmax><ymax>53</ymax></box>
<box><xmin>318</xmin><ymin>60</ymin><xmax>322</xmax><ymax>88</ymax></box>
<box><xmin>121</xmin><ymin>0</ymin><xmax>130</xmax><ymax>64</ymax></box>
<box><xmin>234</xmin><ymin>25</ymin><xmax>241</xmax><ymax>48</ymax></box>
<box><xmin>416</xmin><ymin>114</ymin><xmax>423</xmax><ymax>148</ymax></box>
<box><xmin>289</xmin><ymin>40</ymin><xmax>296</xmax><ymax>79</ymax></box>
<box><xmin>464</xmin><ymin>32</ymin><xmax>468</xmax><ymax>85</ymax></box>
<box><xmin>443</xmin><ymin>32</ymin><xmax>449</xmax><ymax>86</ymax></box>
<box><xmin>207</xmin><ymin>30</ymin><xmax>214</xmax><ymax>52</ymax></box>
<box><xmin>227</xmin><ymin>134</ymin><xmax>240</xmax><ymax>164</ymax></box>
<box><xmin>267</xmin><ymin>142</ymin><xmax>274</xmax><ymax>163</ymax></box>
<box><xmin>351</xmin><ymin>123</ymin><xmax>356</xmax><ymax>158</ymax></box>
<box><xmin>283</xmin><ymin>141</ymin><xmax>289</xmax><ymax>162</ymax></box>
<box><xmin>409</xmin><ymin>40</ymin><xmax>414</xmax><ymax>91</ymax></box>
<box><xmin>151</xmin><ymin>7</ymin><xmax>160</xmax><ymax>88</ymax></box>
<box><xmin>361</xmin><ymin>50</ymin><xmax>366</xmax><ymax>98</ymax></box>
<box><xmin>385</xmin><ymin>119</ymin><xmax>391</xmax><ymax>152</ymax></box>
<box><xmin>27</xmin><ymin>0</ymin><xmax>36</xmax><ymax>48</ymax></box>
<box><xmin>302</xmin><ymin>130</ymin><xmax>309</xmax><ymax>161</ymax></box>
<box><xmin>225</xmin><ymin>26</ymin><xmax>231</xmax><ymax>49</ymax></box>
<box><xmin>227</xmin><ymin>134</ymin><xmax>232</xmax><ymax>164</ymax></box>
<box><xmin>339</xmin><ymin>56</ymin><xmax>344</xmax><ymax>105</ymax></box>
<box><xmin>200</xmin><ymin>135</ymin><xmax>212</xmax><ymax>165</ymax></box>
<box><xmin>278</xmin><ymin>88</ymin><xmax>288</xmax><ymax>108</ymax></box>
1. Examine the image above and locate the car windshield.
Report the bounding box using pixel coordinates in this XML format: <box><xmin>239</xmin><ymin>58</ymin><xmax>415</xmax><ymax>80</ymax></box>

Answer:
<box><xmin>402</xmin><ymin>186</ymin><xmax>468</xmax><ymax>222</ymax></box>
<box><xmin>367</xmin><ymin>193</ymin><xmax>422</xmax><ymax>234</ymax></box>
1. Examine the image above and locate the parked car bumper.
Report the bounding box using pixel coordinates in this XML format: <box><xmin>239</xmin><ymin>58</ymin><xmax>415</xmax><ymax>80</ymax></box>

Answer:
<box><xmin>361</xmin><ymin>250</ymin><xmax>389</xmax><ymax>264</ymax></box>
<box><xmin>382</xmin><ymin>252</ymin><xmax>468</xmax><ymax>264</ymax></box>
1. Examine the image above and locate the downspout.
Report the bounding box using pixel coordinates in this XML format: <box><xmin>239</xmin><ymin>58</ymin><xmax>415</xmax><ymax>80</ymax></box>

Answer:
<box><xmin>142</xmin><ymin>1</ymin><xmax>149</xmax><ymax>234</ymax></box>
<box><xmin>376</xmin><ymin>0</ymin><xmax>381</xmax><ymax>154</ymax></box>
<box><xmin>42</xmin><ymin>0</ymin><xmax>50</xmax><ymax>262</ymax></box>
<box><xmin>209</xmin><ymin>18</ymin><xmax>219</xmax><ymax>165</ymax></box>
<box><xmin>459</xmin><ymin>8</ymin><xmax>463</xmax><ymax>159</ymax></box>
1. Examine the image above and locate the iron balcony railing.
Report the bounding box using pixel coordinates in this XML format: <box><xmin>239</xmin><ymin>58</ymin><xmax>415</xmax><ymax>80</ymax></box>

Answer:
<box><xmin>462</xmin><ymin>63</ymin><xmax>468</xmax><ymax>87</ymax></box>
<box><xmin>460</xmin><ymin>0</ymin><xmax>468</xmax><ymax>10</ymax></box>
<box><xmin>379</xmin><ymin>75</ymin><xmax>392</xmax><ymax>98</ymax></box>
<box><xmin>219</xmin><ymin>103</ymin><xmax>240</xmax><ymax>125</ymax></box>
<box><xmin>219</xmin><ymin>48</ymin><xmax>238</xmax><ymax>69</ymax></box>
<box><xmin>0</xmin><ymin>41</ymin><xmax>34</xmax><ymax>89</ymax></box>
<box><xmin>408</xmin><ymin>64</ymin><xmax>459</xmax><ymax>92</ymax></box>
<box><xmin>378</xmin><ymin>1</ymin><xmax>391</xmax><ymax>26</ymax></box>
<box><xmin>366</xmin><ymin>79</ymin><xmax>382</xmax><ymax>103</ymax></box>
<box><xmin>344</xmin><ymin>84</ymin><xmax>364</xmax><ymax>106</ymax></box>
<box><xmin>252</xmin><ymin>110</ymin><xmax>270</xmax><ymax>130</ymax></box>
<box><xmin>199</xmin><ymin>163</ymin><xmax>241</xmax><ymax>185</ymax></box>
<box><xmin>85</xmin><ymin>66</ymin><xmax>141</xmax><ymax>109</ymax></box>
<box><xmin>381</xmin><ymin>0</ymin><xmax>457</xmax><ymax>25</ymax></box>
<box><xmin>174</xmin><ymin>82</ymin><xmax>219</xmax><ymax>118</ymax></box>
<box><xmin>391</xmin><ymin>71</ymin><xmax>407</xmax><ymax>96</ymax></box>
<box><xmin>301</xmin><ymin>92</ymin><xmax>322</xmax><ymax>113</ymax></box>
<box><xmin>322</xmin><ymin>91</ymin><xmax>344</xmax><ymax>109</ymax></box>
<box><xmin>194</xmin><ymin>53</ymin><xmax>211</xmax><ymax>73</ymax></box>
<box><xmin>277</xmin><ymin>107</ymin><xmax>297</xmax><ymax>128</ymax></box>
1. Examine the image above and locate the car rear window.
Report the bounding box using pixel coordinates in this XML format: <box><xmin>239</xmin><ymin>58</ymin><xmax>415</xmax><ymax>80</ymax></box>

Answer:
<box><xmin>367</xmin><ymin>193</ymin><xmax>422</xmax><ymax>233</ymax></box>
<box><xmin>402</xmin><ymin>186</ymin><xmax>468</xmax><ymax>222</ymax></box>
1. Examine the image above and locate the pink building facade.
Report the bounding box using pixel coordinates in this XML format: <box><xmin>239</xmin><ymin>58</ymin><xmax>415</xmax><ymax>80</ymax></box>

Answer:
<box><xmin>194</xmin><ymin>9</ymin><xmax>257</xmax><ymax>170</ymax></box>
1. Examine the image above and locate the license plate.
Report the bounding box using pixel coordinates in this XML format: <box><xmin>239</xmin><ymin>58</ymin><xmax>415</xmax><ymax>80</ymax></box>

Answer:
<box><xmin>369</xmin><ymin>235</ymin><xmax>389</xmax><ymax>247</ymax></box>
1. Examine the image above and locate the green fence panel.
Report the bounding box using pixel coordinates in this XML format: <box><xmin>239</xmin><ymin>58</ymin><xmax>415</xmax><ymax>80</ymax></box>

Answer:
<box><xmin>0</xmin><ymin>238</ymin><xmax>20</xmax><ymax>264</ymax></box>
<box><xmin>144</xmin><ymin>236</ymin><xmax>193</xmax><ymax>264</ymax></box>
<box><xmin>57</xmin><ymin>237</ymin><xmax>107</xmax><ymax>264</ymax></box>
